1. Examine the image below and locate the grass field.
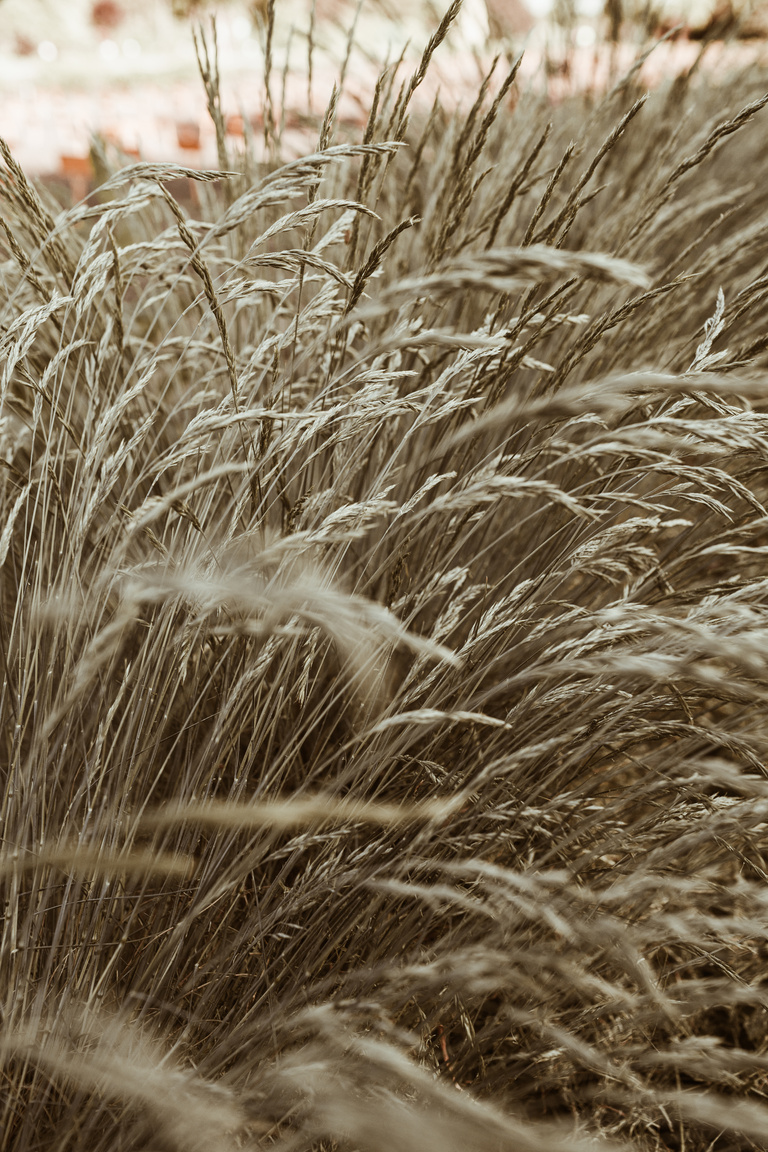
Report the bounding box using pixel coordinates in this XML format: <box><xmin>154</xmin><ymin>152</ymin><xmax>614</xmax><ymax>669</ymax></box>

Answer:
<box><xmin>5</xmin><ymin>6</ymin><xmax>768</xmax><ymax>1149</ymax></box>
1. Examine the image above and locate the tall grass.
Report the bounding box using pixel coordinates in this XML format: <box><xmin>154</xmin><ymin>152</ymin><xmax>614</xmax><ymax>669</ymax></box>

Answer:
<box><xmin>4</xmin><ymin>9</ymin><xmax>768</xmax><ymax>1150</ymax></box>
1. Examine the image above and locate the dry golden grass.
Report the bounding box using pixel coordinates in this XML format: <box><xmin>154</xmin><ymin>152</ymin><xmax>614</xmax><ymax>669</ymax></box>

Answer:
<box><xmin>5</xmin><ymin>7</ymin><xmax>768</xmax><ymax>1150</ymax></box>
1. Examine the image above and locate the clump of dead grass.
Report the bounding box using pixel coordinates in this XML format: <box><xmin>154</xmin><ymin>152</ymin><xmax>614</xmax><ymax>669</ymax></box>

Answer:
<box><xmin>3</xmin><ymin>8</ymin><xmax>768</xmax><ymax>1151</ymax></box>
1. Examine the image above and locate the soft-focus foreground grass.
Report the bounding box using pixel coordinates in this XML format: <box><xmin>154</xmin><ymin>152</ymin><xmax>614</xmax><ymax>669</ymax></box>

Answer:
<box><xmin>6</xmin><ymin>8</ymin><xmax>768</xmax><ymax>1150</ymax></box>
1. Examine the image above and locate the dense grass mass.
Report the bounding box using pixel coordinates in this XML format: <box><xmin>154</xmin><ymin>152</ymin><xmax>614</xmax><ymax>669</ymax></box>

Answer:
<box><xmin>7</xmin><ymin>9</ymin><xmax>768</xmax><ymax>1150</ymax></box>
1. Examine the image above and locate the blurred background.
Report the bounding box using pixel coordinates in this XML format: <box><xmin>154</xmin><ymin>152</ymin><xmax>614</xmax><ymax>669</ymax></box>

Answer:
<box><xmin>0</xmin><ymin>0</ymin><xmax>764</xmax><ymax>202</ymax></box>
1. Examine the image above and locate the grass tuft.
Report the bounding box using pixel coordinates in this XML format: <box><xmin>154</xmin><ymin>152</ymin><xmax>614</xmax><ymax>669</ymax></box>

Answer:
<box><xmin>4</xmin><ymin>11</ymin><xmax>768</xmax><ymax>1151</ymax></box>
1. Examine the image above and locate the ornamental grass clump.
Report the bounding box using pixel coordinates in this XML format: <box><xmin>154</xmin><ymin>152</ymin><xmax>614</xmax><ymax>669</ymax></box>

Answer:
<box><xmin>5</xmin><ymin>8</ymin><xmax>768</xmax><ymax>1150</ymax></box>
